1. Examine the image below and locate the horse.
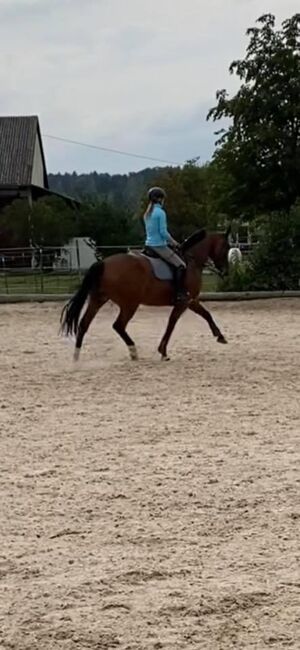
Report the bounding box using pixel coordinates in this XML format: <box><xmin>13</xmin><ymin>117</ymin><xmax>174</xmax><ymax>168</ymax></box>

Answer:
<box><xmin>60</xmin><ymin>228</ymin><xmax>230</xmax><ymax>361</ymax></box>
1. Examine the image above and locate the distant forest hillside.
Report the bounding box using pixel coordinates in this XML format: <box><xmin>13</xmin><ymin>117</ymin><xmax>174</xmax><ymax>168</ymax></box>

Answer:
<box><xmin>48</xmin><ymin>167</ymin><xmax>174</xmax><ymax>209</ymax></box>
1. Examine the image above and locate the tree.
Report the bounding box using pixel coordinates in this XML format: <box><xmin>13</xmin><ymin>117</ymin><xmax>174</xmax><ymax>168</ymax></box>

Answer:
<box><xmin>220</xmin><ymin>205</ymin><xmax>300</xmax><ymax>291</ymax></box>
<box><xmin>146</xmin><ymin>161</ymin><xmax>220</xmax><ymax>242</ymax></box>
<box><xmin>208</xmin><ymin>13</ymin><xmax>300</xmax><ymax>216</ymax></box>
<box><xmin>249</xmin><ymin>208</ymin><xmax>300</xmax><ymax>289</ymax></box>
<box><xmin>77</xmin><ymin>199</ymin><xmax>142</xmax><ymax>249</ymax></box>
<box><xmin>0</xmin><ymin>197</ymin><xmax>77</xmax><ymax>248</ymax></box>
<box><xmin>48</xmin><ymin>167</ymin><xmax>168</xmax><ymax>210</ymax></box>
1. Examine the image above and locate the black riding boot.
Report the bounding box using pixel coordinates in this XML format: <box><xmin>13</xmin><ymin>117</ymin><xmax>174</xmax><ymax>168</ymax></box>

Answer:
<box><xmin>173</xmin><ymin>266</ymin><xmax>188</xmax><ymax>304</ymax></box>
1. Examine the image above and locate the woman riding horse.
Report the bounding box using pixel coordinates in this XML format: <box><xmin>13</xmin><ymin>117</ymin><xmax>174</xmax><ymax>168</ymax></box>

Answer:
<box><xmin>143</xmin><ymin>187</ymin><xmax>188</xmax><ymax>303</ymax></box>
<box><xmin>61</xmin><ymin>223</ymin><xmax>230</xmax><ymax>361</ymax></box>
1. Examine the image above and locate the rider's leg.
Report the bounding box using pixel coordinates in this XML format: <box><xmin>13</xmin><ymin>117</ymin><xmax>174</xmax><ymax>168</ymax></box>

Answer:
<box><xmin>173</xmin><ymin>265</ymin><xmax>188</xmax><ymax>303</ymax></box>
<box><xmin>151</xmin><ymin>247</ymin><xmax>188</xmax><ymax>303</ymax></box>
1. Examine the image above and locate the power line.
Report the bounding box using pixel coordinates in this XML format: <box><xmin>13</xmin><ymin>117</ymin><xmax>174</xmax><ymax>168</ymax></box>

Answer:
<box><xmin>43</xmin><ymin>133</ymin><xmax>181</xmax><ymax>166</ymax></box>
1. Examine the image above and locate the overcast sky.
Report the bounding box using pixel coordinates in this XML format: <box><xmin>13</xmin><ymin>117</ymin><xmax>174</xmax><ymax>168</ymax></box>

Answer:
<box><xmin>0</xmin><ymin>0</ymin><xmax>298</xmax><ymax>175</ymax></box>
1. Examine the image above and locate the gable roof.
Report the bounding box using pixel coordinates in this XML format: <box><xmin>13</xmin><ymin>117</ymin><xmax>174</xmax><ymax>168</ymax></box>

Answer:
<box><xmin>0</xmin><ymin>115</ymin><xmax>48</xmax><ymax>188</ymax></box>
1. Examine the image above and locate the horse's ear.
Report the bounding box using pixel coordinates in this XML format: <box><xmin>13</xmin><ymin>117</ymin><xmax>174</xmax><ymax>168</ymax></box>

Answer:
<box><xmin>225</xmin><ymin>224</ymin><xmax>232</xmax><ymax>240</ymax></box>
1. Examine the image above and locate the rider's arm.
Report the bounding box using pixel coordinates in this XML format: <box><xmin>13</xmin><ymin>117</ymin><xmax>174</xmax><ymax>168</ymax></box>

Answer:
<box><xmin>159</xmin><ymin>209</ymin><xmax>177</xmax><ymax>246</ymax></box>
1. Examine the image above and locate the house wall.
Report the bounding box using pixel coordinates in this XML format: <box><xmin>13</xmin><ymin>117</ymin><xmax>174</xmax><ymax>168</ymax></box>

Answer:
<box><xmin>53</xmin><ymin>238</ymin><xmax>97</xmax><ymax>270</ymax></box>
<box><xmin>31</xmin><ymin>135</ymin><xmax>45</xmax><ymax>187</ymax></box>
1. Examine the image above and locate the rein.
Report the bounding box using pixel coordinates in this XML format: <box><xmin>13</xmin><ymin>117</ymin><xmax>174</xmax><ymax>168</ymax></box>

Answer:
<box><xmin>179</xmin><ymin>236</ymin><xmax>223</xmax><ymax>278</ymax></box>
<box><xmin>204</xmin><ymin>261</ymin><xmax>224</xmax><ymax>278</ymax></box>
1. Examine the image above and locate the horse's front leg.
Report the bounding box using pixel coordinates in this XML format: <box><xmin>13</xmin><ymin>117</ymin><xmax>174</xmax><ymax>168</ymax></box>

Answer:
<box><xmin>189</xmin><ymin>300</ymin><xmax>227</xmax><ymax>344</ymax></box>
<box><xmin>158</xmin><ymin>304</ymin><xmax>187</xmax><ymax>360</ymax></box>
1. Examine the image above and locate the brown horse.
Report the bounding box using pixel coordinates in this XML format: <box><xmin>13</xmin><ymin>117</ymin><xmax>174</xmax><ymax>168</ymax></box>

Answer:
<box><xmin>60</xmin><ymin>229</ymin><xmax>230</xmax><ymax>361</ymax></box>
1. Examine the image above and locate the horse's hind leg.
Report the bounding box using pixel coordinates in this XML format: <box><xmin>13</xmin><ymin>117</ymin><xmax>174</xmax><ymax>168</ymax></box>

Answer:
<box><xmin>113</xmin><ymin>305</ymin><xmax>138</xmax><ymax>360</ymax></box>
<box><xmin>189</xmin><ymin>300</ymin><xmax>227</xmax><ymax>343</ymax></box>
<box><xmin>74</xmin><ymin>294</ymin><xmax>107</xmax><ymax>361</ymax></box>
<box><xmin>158</xmin><ymin>304</ymin><xmax>187</xmax><ymax>360</ymax></box>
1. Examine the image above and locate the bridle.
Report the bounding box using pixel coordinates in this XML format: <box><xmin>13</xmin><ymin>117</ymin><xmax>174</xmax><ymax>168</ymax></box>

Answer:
<box><xmin>205</xmin><ymin>260</ymin><xmax>225</xmax><ymax>278</ymax></box>
<box><xmin>178</xmin><ymin>239</ymin><xmax>226</xmax><ymax>278</ymax></box>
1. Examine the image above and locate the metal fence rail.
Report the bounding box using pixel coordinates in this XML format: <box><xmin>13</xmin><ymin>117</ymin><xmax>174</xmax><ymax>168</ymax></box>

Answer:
<box><xmin>0</xmin><ymin>243</ymin><xmax>252</xmax><ymax>295</ymax></box>
<box><xmin>0</xmin><ymin>244</ymin><xmax>139</xmax><ymax>269</ymax></box>
<box><xmin>0</xmin><ymin>245</ymin><xmax>140</xmax><ymax>295</ymax></box>
<box><xmin>0</xmin><ymin>268</ymin><xmax>82</xmax><ymax>295</ymax></box>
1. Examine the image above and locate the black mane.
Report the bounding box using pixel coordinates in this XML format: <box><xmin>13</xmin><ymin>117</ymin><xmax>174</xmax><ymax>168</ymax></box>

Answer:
<box><xmin>180</xmin><ymin>229</ymin><xmax>206</xmax><ymax>254</ymax></box>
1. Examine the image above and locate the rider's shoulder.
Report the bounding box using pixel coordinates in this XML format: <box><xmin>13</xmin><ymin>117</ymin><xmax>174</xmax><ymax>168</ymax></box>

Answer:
<box><xmin>153</xmin><ymin>204</ymin><xmax>166</xmax><ymax>216</ymax></box>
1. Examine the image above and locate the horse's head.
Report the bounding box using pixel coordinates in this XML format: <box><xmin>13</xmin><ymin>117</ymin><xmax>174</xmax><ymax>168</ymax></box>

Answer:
<box><xmin>208</xmin><ymin>227</ymin><xmax>231</xmax><ymax>276</ymax></box>
<box><xmin>180</xmin><ymin>227</ymin><xmax>231</xmax><ymax>275</ymax></box>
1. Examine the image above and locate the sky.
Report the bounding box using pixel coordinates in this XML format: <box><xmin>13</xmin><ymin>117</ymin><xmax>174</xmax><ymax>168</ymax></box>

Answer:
<box><xmin>0</xmin><ymin>0</ymin><xmax>299</xmax><ymax>175</ymax></box>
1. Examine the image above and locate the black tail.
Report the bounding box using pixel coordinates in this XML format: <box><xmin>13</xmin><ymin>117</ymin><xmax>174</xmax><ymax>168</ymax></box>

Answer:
<box><xmin>60</xmin><ymin>261</ymin><xmax>104</xmax><ymax>337</ymax></box>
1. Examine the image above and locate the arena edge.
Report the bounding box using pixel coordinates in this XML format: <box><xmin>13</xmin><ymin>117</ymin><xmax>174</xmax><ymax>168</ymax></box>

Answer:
<box><xmin>2</xmin><ymin>290</ymin><xmax>300</xmax><ymax>304</ymax></box>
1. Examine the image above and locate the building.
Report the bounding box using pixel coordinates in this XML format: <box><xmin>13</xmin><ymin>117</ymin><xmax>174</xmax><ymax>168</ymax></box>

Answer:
<box><xmin>0</xmin><ymin>115</ymin><xmax>79</xmax><ymax>211</ymax></box>
<box><xmin>53</xmin><ymin>237</ymin><xmax>97</xmax><ymax>271</ymax></box>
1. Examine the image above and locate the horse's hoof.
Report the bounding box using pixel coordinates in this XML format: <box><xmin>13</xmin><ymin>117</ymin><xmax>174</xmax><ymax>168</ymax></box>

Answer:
<box><xmin>129</xmin><ymin>345</ymin><xmax>138</xmax><ymax>360</ymax></box>
<box><xmin>217</xmin><ymin>335</ymin><xmax>228</xmax><ymax>344</ymax></box>
<box><xmin>161</xmin><ymin>355</ymin><xmax>170</xmax><ymax>362</ymax></box>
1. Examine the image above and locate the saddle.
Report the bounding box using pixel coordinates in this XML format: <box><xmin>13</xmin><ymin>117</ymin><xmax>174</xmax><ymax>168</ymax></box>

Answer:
<box><xmin>134</xmin><ymin>248</ymin><xmax>174</xmax><ymax>281</ymax></box>
<box><xmin>139</xmin><ymin>247</ymin><xmax>188</xmax><ymax>303</ymax></box>
<box><xmin>141</xmin><ymin>246</ymin><xmax>164</xmax><ymax>260</ymax></box>
<box><xmin>142</xmin><ymin>245</ymin><xmax>184</xmax><ymax>264</ymax></box>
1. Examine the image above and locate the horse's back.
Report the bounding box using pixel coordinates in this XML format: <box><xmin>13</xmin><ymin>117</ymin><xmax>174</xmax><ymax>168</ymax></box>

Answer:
<box><xmin>104</xmin><ymin>252</ymin><xmax>149</xmax><ymax>276</ymax></box>
<box><xmin>101</xmin><ymin>252</ymin><xmax>173</xmax><ymax>306</ymax></box>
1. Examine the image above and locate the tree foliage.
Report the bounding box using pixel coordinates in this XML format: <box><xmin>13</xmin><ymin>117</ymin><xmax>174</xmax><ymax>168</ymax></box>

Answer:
<box><xmin>0</xmin><ymin>196</ymin><xmax>143</xmax><ymax>250</ymax></box>
<box><xmin>220</xmin><ymin>206</ymin><xmax>300</xmax><ymax>290</ymax></box>
<box><xmin>77</xmin><ymin>199</ymin><xmax>142</xmax><ymax>247</ymax></box>
<box><xmin>0</xmin><ymin>197</ymin><xmax>76</xmax><ymax>247</ymax></box>
<box><xmin>49</xmin><ymin>163</ymin><xmax>227</xmax><ymax>242</ymax></box>
<box><xmin>48</xmin><ymin>167</ymin><xmax>170</xmax><ymax>210</ymax></box>
<box><xmin>208</xmin><ymin>13</ymin><xmax>300</xmax><ymax>216</ymax></box>
<box><xmin>143</xmin><ymin>161</ymin><xmax>223</xmax><ymax>241</ymax></box>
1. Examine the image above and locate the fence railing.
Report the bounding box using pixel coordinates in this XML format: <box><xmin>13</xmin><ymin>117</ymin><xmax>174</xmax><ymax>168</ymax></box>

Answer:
<box><xmin>0</xmin><ymin>244</ymin><xmax>141</xmax><ymax>269</ymax></box>
<box><xmin>0</xmin><ymin>243</ymin><xmax>253</xmax><ymax>295</ymax></box>
<box><xmin>0</xmin><ymin>245</ymin><xmax>141</xmax><ymax>295</ymax></box>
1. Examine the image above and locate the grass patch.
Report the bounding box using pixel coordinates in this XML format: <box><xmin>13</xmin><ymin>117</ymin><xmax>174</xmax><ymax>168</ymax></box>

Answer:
<box><xmin>202</xmin><ymin>273</ymin><xmax>218</xmax><ymax>292</ymax></box>
<box><xmin>0</xmin><ymin>272</ymin><xmax>82</xmax><ymax>295</ymax></box>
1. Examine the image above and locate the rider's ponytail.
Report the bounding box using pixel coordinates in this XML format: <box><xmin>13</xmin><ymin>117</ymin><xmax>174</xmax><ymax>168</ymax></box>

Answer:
<box><xmin>143</xmin><ymin>201</ymin><xmax>154</xmax><ymax>219</ymax></box>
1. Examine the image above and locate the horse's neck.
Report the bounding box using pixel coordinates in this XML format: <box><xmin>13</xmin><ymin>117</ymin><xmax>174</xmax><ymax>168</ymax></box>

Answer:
<box><xmin>192</xmin><ymin>236</ymin><xmax>213</xmax><ymax>267</ymax></box>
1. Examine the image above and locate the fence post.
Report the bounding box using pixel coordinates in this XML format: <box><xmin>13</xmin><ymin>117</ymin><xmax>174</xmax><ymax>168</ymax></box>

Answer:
<box><xmin>75</xmin><ymin>238</ymin><xmax>81</xmax><ymax>276</ymax></box>
<box><xmin>2</xmin><ymin>256</ymin><xmax>8</xmax><ymax>294</ymax></box>
<box><xmin>39</xmin><ymin>248</ymin><xmax>44</xmax><ymax>293</ymax></box>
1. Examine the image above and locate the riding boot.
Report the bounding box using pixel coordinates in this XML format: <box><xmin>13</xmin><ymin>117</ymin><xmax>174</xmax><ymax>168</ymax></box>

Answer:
<box><xmin>173</xmin><ymin>266</ymin><xmax>188</xmax><ymax>304</ymax></box>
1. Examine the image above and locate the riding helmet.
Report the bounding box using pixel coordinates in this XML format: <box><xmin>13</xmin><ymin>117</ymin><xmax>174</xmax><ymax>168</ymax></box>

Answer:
<box><xmin>148</xmin><ymin>187</ymin><xmax>166</xmax><ymax>203</ymax></box>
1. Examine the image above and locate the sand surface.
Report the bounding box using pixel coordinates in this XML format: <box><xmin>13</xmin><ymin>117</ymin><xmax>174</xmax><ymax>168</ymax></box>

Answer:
<box><xmin>0</xmin><ymin>299</ymin><xmax>299</xmax><ymax>649</ymax></box>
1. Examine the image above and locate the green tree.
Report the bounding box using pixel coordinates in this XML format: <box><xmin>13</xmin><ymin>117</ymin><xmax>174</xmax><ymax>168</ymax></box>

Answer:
<box><xmin>248</xmin><ymin>208</ymin><xmax>300</xmax><ymax>289</ymax></box>
<box><xmin>220</xmin><ymin>206</ymin><xmax>300</xmax><ymax>291</ymax></box>
<box><xmin>78</xmin><ymin>199</ymin><xmax>142</xmax><ymax>248</ymax></box>
<box><xmin>208</xmin><ymin>13</ymin><xmax>300</xmax><ymax>216</ymax></box>
<box><xmin>48</xmin><ymin>167</ymin><xmax>168</xmax><ymax>210</ymax></box>
<box><xmin>145</xmin><ymin>161</ymin><xmax>220</xmax><ymax>242</ymax></box>
<box><xmin>0</xmin><ymin>197</ymin><xmax>77</xmax><ymax>247</ymax></box>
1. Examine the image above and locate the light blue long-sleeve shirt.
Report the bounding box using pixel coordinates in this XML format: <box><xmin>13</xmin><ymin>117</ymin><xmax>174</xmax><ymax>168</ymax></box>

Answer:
<box><xmin>144</xmin><ymin>204</ymin><xmax>172</xmax><ymax>247</ymax></box>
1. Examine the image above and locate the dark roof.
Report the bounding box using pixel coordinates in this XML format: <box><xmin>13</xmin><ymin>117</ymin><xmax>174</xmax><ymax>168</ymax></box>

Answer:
<box><xmin>0</xmin><ymin>115</ymin><xmax>48</xmax><ymax>188</ymax></box>
<box><xmin>30</xmin><ymin>184</ymin><xmax>81</xmax><ymax>208</ymax></box>
<box><xmin>0</xmin><ymin>184</ymin><xmax>81</xmax><ymax>209</ymax></box>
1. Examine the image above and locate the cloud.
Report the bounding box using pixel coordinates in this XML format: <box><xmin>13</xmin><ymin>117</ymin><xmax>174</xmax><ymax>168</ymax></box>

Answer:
<box><xmin>0</xmin><ymin>0</ymin><xmax>299</xmax><ymax>173</ymax></box>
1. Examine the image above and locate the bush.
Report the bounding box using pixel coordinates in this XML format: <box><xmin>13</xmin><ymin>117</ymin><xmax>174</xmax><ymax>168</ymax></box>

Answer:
<box><xmin>219</xmin><ymin>208</ymin><xmax>300</xmax><ymax>291</ymax></box>
<box><xmin>218</xmin><ymin>261</ymin><xmax>254</xmax><ymax>292</ymax></box>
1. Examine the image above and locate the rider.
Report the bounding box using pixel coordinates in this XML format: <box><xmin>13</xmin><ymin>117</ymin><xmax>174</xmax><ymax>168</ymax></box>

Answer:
<box><xmin>143</xmin><ymin>187</ymin><xmax>188</xmax><ymax>303</ymax></box>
